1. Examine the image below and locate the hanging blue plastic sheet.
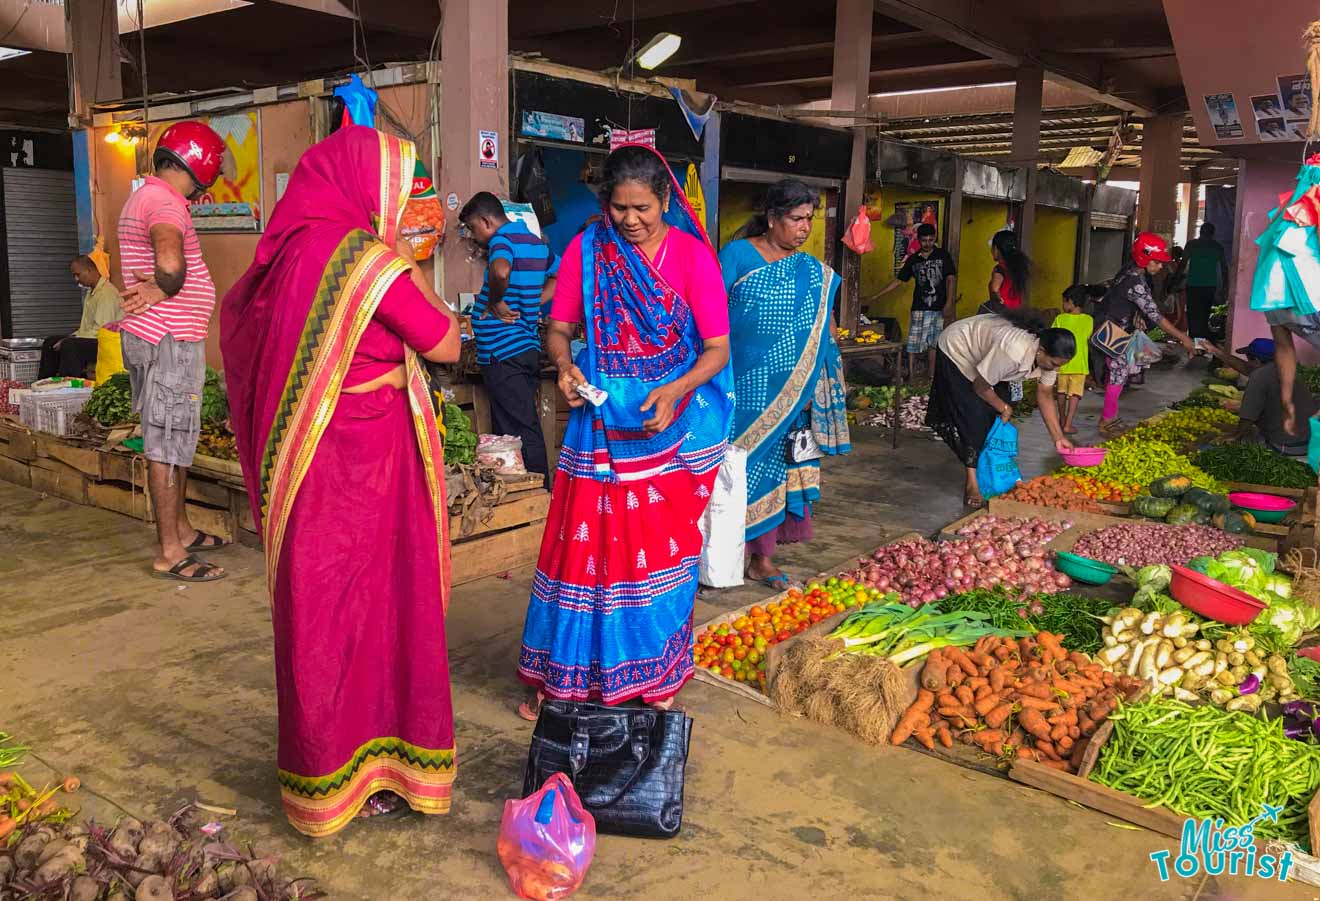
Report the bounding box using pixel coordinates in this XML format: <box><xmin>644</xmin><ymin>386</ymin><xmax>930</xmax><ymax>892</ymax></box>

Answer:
<box><xmin>334</xmin><ymin>73</ymin><xmax>378</xmax><ymax>129</ymax></box>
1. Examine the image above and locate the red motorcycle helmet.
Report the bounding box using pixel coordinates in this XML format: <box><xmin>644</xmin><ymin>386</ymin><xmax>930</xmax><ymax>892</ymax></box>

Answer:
<box><xmin>154</xmin><ymin>121</ymin><xmax>226</xmax><ymax>190</ymax></box>
<box><xmin>1132</xmin><ymin>231</ymin><xmax>1173</xmax><ymax>268</ymax></box>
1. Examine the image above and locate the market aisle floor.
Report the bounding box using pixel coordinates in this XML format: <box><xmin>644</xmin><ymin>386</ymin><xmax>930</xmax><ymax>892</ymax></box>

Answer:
<box><xmin>5</xmin><ymin>360</ymin><xmax>1310</xmax><ymax>900</ymax></box>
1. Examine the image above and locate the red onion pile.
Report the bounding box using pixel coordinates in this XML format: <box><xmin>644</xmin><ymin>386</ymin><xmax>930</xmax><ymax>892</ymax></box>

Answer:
<box><xmin>0</xmin><ymin>379</ymin><xmax>24</xmax><ymax>416</ymax></box>
<box><xmin>845</xmin><ymin>515</ymin><xmax>1073</xmax><ymax>607</ymax></box>
<box><xmin>1071</xmin><ymin>523</ymin><xmax>1243</xmax><ymax>568</ymax></box>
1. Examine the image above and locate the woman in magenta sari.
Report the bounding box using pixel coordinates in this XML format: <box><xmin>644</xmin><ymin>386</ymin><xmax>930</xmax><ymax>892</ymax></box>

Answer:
<box><xmin>221</xmin><ymin>126</ymin><xmax>460</xmax><ymax>837</ymax></box>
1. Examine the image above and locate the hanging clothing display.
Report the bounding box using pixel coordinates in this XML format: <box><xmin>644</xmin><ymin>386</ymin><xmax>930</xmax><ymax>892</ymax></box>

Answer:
<box><xmin>1251</xmin><ymin>155</ymin><xmax>1320</xmax><ymax>339</ymax></box>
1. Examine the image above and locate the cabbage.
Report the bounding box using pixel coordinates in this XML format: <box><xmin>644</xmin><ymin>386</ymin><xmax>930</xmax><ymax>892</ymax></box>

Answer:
<box><xmin>1264</xmin><ymin>573</ymin><xmax>1293</xmax><ymax>598</ymax></box>
<box><xmin>1219</xmin><ymin>550</ymin><xmax>1267</xmax><ymax>590</ymax></box>
<box><xmin>1187</xmin><ymin>556</ymin><xmax>1217</xmax><ymax>575</ymax></box>
<box><xmin>1266</xmin><ymin>599</ymin><xmax>1305</xmax><ymax>645</ymax></box>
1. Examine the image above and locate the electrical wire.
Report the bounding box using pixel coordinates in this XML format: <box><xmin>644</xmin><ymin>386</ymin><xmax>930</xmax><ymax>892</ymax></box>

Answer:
<box><xmin>0</xmin><ymin>0</ymin><xmax>31</xmax><ymax>46</ymax></box>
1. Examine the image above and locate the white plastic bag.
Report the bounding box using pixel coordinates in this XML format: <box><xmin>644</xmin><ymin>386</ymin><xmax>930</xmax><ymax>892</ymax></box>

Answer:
<box><xmin>477</xmin><ymin>434</ymin><xmax>527</xmax><ymax>474</ymax></box>
<box><xmin>698</xmin><ymin>445</ymin><xmax>747</xmax><ymax>588</ymax></box>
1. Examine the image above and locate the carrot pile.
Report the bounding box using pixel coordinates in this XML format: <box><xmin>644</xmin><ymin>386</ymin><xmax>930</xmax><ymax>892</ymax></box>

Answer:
<box><xmin>1004</xmin><ymin>476</ymin><xmax>1105</xmax><ymax>513</ymax></box>
<box><xmin>890</xmin><ymin>631</ymin><xmax>1146</xmax><ymax>772</ymax></box>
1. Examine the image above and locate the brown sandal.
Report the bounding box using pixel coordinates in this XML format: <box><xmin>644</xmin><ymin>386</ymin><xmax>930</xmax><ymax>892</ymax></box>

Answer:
<box><xmin>517</xmin><ymin>690</ymin><xmax>545</xmax><ymax>722</ymax></box>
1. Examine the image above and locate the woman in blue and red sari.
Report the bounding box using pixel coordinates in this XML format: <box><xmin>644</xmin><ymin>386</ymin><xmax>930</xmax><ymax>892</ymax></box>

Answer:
<box><xmin>517</xmin><ymin>145</ymin><xmax>734</xmax><ymax>718</ymax></box>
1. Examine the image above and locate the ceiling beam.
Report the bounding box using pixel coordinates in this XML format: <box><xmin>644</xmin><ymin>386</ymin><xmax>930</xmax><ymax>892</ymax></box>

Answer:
<box><xmin>868</xmin><ymin>61</ymin><xmax>1015</xmax><ymax>96</ymax></box>
<box><xmin>868</xmin><ymin>0</ymin><xmax>1158</xmax><ymax>116</ymax></box>
<box><xmin>508</xmin><ymin>0</ymin><xmax>755</xmax><ymax>39</ymax></box>
<box><xmin>0</xmin><ymin>0</ymin><xmax>67</xmax><ymax>53</ymax></box>
<box><xmin>714</xmin><ymin>43</ymin><xmax>983</xmax><ymax>88</ymax></box>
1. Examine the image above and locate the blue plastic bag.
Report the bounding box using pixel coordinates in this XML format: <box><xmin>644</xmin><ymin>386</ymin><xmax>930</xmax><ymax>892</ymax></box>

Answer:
<box><xmin>976</xmin><ymin>418</ymin><xmax>1022</xmax><ymax>499</ymax></box>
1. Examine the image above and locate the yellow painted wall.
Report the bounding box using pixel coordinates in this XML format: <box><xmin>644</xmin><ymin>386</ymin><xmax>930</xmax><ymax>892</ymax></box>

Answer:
<box><xmin>956</xmin><ymin>198</ymin><xmax>1011</xmax><ymax>320</ymax></box>
<box><xmin>1031</xmin><ymin>207</ymin><xmax>1081</xmax><ymax>313</ymax></box>
<box><xmin>717</xmin><ymin>181</ymin><xmax>827</xmax><ymax>262</ymax></box>
<box><xmin>859</xmin><ymin>187</ymin><xmax>945</xmax><ymax>326</ymax></box>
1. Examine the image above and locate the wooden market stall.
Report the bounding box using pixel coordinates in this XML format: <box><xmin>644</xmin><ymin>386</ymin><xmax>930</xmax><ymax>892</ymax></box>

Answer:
<box><xmin>0</xmin><ymin>409</ymin><xmax>552</xmax><ymax>586</ymax></box>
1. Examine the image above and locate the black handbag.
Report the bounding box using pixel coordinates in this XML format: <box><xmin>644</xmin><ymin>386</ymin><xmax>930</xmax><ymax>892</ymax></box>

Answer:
<box><xmin>522</xmin><ymin>700</ymin><xmax>693</xmax><ymax>839</ymax></box>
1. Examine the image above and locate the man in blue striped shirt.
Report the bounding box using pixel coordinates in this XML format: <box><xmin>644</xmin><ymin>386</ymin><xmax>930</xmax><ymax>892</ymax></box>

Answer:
<box><xmin>459</xmin><ymin>192</ymin><xmax>559</xmax><ymax>484</ymax></box>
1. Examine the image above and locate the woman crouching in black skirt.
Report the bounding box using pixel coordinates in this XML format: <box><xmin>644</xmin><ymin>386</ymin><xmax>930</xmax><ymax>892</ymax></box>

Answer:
<box><xmin>927</xmin><ymin>309</ymin><xmax>1076</xmax><ymax>506</ymax></box>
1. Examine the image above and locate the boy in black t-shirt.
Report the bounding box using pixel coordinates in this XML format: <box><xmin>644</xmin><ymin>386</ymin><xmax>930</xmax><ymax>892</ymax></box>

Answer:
<box><xmin>877</xmin><ymin>223</ymin><xmax>958</xmax><ymax>378</ymax></box>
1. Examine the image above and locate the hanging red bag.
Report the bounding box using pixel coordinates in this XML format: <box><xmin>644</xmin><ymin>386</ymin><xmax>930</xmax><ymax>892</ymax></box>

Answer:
<box><xmin>497</xmin><ymin>773</ymin><xmax>596</xmax><ymax>900</ymax></box>
<box><xmin>841</xmin><ymin>205</ymin><xmax>874</xmax><ymax>254</ymax></box>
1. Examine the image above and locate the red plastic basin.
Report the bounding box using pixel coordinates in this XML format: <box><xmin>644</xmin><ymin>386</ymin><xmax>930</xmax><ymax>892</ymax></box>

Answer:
<box><xmin>1059</xmin><ymin>446</ymin><xmax>1106</xmax><ymax>467</ymax></box>
<box><xmin>1169</xmin><ymin>565</ymin><xmax>1267</xmax><ymax>626</ymax></box>
<box><xmin>1228</xmin><ymin>491</ymin><xmax>1298</xmax><ymax>512</ymax></box>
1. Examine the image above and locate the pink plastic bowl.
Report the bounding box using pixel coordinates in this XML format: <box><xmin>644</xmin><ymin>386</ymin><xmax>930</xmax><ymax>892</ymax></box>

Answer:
<box><xmin>1228</xmin><ymin>491</ymin><xmax>1298</xmax><ymax>512</ymax></box>
<box><xmin>1059</xmin><ymin>446</ymin><xmax>1107</xmax><ymax>467</ymax></box>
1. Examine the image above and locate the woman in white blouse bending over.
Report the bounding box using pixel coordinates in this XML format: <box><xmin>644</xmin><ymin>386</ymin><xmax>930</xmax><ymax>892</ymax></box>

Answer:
<box><xmin>926</xmin><ymin>310</ymin><xmax>1076</xmax><ymax>506</ymax></box>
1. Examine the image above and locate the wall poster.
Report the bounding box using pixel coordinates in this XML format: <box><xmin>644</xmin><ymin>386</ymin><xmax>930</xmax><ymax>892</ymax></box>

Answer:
<box><xmin>147</xmin><ymin>110</ymin><xmax>262</xmax><ymax>232</ymax></box>
<box><xmin>1202</xmin><ymin>92</ymin><xmax>1243</xmax><ymax>140</ymax></box>
<box><xmin>890</xmin><ymin>200</ymin><xmax>939</xmax><ymax>276</ymax></box>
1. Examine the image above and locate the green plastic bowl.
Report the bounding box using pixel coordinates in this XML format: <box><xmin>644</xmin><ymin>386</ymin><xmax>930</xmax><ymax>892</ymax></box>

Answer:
<box><xmin>1054</xmin><ymin>550</ymin><xmax>1118</xmax><ymax>585</ymax></box>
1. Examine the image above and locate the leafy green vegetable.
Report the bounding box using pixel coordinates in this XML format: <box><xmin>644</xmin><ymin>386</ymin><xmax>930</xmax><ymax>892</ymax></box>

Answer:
<box><xmin>201</xmin><ymin>367</ymin><xmax>228</xmax><ymax>425</ymax></box>
<box><xmin>939</xmin><ymin>587</ymin><xmax>1115</xmax><ymax>655</ymax></box>
<box><xmin>84</xmin><ymin>372</ymin><xmax>136</xmax><ymax>426</ymax></box>
<box><xmin>442</xmin><ymin>401</ymin><xmax>477</xmax><ymax>465</ymax></box>
<box><xmin>1289</xmin><ymin>653</ymin><xmax>1320</xmax><ymax>700</ymax></box>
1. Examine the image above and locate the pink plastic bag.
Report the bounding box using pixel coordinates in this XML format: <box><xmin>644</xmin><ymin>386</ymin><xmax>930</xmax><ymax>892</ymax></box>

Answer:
<box><xmin>498</xmin><ymin>773</ymin><xmax>596</xmax><ymax>900</ymax></box>
<box><xmin>841</xmin><ymin>205</ymin><xmax>875</xmax><ymax>254</ymax></box>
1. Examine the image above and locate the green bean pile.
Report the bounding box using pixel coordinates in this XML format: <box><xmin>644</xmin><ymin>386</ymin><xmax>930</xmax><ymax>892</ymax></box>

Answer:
<box><xmin>1091</xmin><ymin>700</ymin><xmax>1320</xmax><ymax>849</ymax></box>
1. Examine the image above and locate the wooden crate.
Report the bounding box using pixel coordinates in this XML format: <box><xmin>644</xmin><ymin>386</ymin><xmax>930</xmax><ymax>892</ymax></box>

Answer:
<box><xmin>450</xmin><ymin>519</ymin><xmax>545</xmax><ymax>585</ymax></box>
<box><xmin>29</xmin><ymin>458</ymin><xmax>89</xmax><ymax>505</ymax></box>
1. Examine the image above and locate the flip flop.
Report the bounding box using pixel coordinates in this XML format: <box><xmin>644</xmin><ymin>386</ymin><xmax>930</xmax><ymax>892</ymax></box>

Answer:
<box><xmin>753</xmin><ymin>573</ymin><xmax>792</xmax><ymax>590</ymax></box>
<box><xmin>357</xmin><ymin>792</ymin><xmax>412</xmax><ymax>821</ymax></box>
<box><xmin>186</xmin><ymin>530</ymin><xmax>229</xmax><ymax>552</ymax></box>
<box><xmin>152</xmin><ymin>554</ymin><xmax>227</xmax><ymax>583</ymax></box>
<box><xmin>517</xmin><ymin>691</ymin><xmax>546</xmax><ymax>722</ymax></box>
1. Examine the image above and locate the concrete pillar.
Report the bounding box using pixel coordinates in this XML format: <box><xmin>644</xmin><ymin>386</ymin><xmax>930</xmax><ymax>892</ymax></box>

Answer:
<box><xmin>1136</xmin><ymin>113</ymin><xmax>1183</xmax><ymax>241</ymax></box>
<box><xmin>1011</xmin><ymin>66</ymin><xmax>1043</xmax><ymax>270</ymax></box>
<box><xmin>946</xmin><ymin>156</ymin><xmax>966</xmax><ymax>314</ymax></box>
<box><xmin>439</xmin><ymin>0</ymin><xmax>510</xmax><ymax>297</ymax></box>
<box><xmin>699</xmin><ymin>111</ymin><xmax>721</xmax><ymax>241</ymax></box>
<box><xmin>830</xmin><ymin>0</ymin><xmax>873</xmax><ymax>333</ymax></box>
<box><xmin>65</xmin><ymin>0</ymin><xmax>122</xmax><ymax>123</ymax></box>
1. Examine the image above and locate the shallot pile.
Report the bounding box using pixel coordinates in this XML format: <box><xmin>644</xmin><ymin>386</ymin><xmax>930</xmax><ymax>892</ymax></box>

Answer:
<box><xmin>846</xmin><ymin>516</ymin><xmax>1072</xmax><ymax>607</ymax></box>
<box><xmin>1071</xmin><ymin>522</ymin><xmax>1242</xmax><ymax>568</ymax></box>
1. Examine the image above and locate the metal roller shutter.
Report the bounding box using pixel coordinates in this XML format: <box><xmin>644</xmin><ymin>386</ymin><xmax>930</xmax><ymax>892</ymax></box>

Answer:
<box><xmin>3</xmin><ymin>168</ymin><xmax>81</xmax><ymax>338</ymax></box>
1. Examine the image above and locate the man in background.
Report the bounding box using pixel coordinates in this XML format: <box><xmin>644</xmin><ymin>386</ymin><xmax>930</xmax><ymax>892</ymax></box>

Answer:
<box><xmin>1184</xmin><ymin>223</ymin><xmax>1229</xmax><ymax>342</ymax></box>
<box><xmin>1202</xmin><ymin>337</ymin><xmax>1314</xmax><ymax>455</ymax></box>
<box><xmin>118</xmin><ymin>120</ymin><xmax>228</xmax><ymax>583</ymax></box>
<box><xmin>38</xmin><ymin>255</ymin><xmax>121</xmax><ymax>380</ymax></box>
<box><xmin>876</xmin><ymin>222</ymin><xmax>957</xmax><ymax>379</ymax></box>
<box><xmin>459</xmin><ymin>192</ymin><xmax>558</xmax><ymax>486</ymax></box>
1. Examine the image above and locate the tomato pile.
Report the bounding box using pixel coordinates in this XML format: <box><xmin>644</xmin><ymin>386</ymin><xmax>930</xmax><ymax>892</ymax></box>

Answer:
<box><xmin>1057</xmin><ymin>472</ymin><xmax>1142</xmax><ymax>503</ymax></box>
<box><xmin>693</xmin><ymin>579</ymin><xmax>885</xmax><ymax>689</ymax></box>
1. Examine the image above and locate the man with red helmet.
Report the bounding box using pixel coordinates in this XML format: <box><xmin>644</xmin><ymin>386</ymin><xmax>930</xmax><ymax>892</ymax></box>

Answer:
<box><xmin>1092</xmin><ymin>233</ymin><xmax>1196</xmax><ymax>435</ymax></box>
<box><xmin>117</xmin><ymin>120</ymin><xmax>229</xmax><ymax>582</ymax></box>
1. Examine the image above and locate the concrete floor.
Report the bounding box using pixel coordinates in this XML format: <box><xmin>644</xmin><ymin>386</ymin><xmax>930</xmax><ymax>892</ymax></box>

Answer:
<box><xmin>4</xmin><ymin>361</ymin><xmax>1314</xmax><ymax>900</ymax></box>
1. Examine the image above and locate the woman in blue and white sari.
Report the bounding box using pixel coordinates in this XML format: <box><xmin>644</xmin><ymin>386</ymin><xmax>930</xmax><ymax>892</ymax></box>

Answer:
<box><xmin>720</xmin><ymin>180</ymin><xmax>851</xmax><ymax>589</ymax></box>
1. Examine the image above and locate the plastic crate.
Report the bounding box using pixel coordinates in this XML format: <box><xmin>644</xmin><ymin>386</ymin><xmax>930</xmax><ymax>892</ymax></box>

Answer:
<box><xmin>19</xmin><ymin>388</ymin><xmax>93</xmax><ymax>436</ymax></box>
<box><xmin>0</xmin><ymin>353</ymin><xmax>39</xmax><ymax>383</ymax></box>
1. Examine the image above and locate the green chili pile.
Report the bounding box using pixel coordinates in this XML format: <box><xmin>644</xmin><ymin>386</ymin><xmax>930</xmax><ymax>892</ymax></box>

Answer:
<box><xmin>1091</xmin><ymin>700</ymin><xmax>1320</xmax><ymax>848</ymax></box>
<box><xmin>1194</xmin><ymin>444</ymin><xmax>1317</xmax><ymax>490</ymax></box>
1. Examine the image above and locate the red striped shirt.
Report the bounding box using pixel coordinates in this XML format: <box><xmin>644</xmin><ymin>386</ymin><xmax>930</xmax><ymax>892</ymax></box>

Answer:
<box><xmin>118</xmin><ymin>176</ymin><xmax>216</xmax><ymax>345</ymax></box>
